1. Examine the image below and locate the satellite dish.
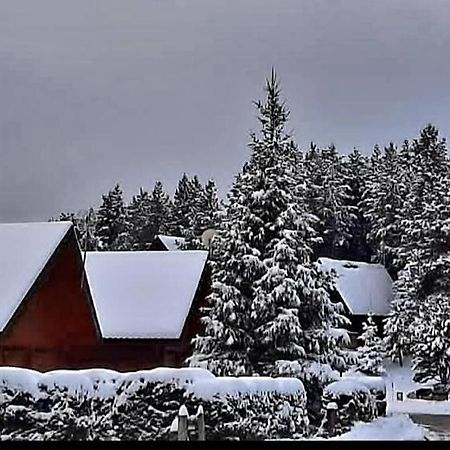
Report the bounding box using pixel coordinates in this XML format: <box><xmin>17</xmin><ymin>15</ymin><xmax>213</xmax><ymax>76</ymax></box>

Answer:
<box><xmin>201</xmin><ymin>228</ymin><xmax>217</xmax><ymax>248</ymax></box>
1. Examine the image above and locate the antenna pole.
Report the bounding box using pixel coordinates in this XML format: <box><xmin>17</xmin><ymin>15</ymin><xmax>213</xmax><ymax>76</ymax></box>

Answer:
<box><xmin>80</xmin><ymin>212</ymin><xmax>90</xmax><ymax>289</ymax></box>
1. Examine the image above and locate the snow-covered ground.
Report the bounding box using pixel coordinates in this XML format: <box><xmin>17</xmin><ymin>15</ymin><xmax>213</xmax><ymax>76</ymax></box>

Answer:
<box><xmin>332</xmin><ymin>415</ymin><xmax>425</xmax><ymax>440</ymax></box>
<box><xmin>319</xmin><ymin>357</ymin><xmax>450</xmax><ymax>440</ymax></box>
<box><xmin>383</xmin><ymin>357</ymin><xmax>450</xmax><ymax>415</ymax></box>
<box><xmin>290</xmin><ymin>414</ymin><xmax>425</xmax><ymax>441</ymax></box>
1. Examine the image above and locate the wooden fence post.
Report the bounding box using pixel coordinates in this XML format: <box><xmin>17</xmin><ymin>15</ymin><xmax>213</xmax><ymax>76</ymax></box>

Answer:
<box><xmin>326</xmin><ymin>402</ymin><xmax>338</xmax><ymax>435</ymax></box>
<box><xmin>197</xmin><ymin>405</ymin><xmax>205</xmax><ymax>441</ymax></box>
<box><xmin>169</xmin><ymin>417</ymin><xmax>178</xmax><ymax>441</ymax></box>
<box><xmin>178</xmin><ymin>405</ymin><xmax>189</xmax><ymax>441</ymax></box>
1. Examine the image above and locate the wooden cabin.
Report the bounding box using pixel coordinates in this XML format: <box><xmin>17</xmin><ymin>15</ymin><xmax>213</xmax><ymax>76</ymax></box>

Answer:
<box><xmin>317</xmin><ymin>257</ymin><xmax>393</xmax><ymax>345</ymax></box>
<box><xmin>0</xmin><ymin>222</ymin><xmax>209</xmax><ymax>371</ymax></box>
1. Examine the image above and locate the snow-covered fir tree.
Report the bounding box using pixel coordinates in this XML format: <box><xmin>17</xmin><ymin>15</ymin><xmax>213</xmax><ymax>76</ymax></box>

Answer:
<box><xmin>363</xmin><ymin>125</ymin><xmax>449</xmax><ymax>276</ymax></box>
<box><xmin>189</xmin><ymin>70</ymin><xmax>348</xmax><ymax>379</ymax></box>
<box><xmin>357</xmin><ymin>314</ymin><xmax>384</xmax><ymax>376</ymax></box>
<box><xmin>95</xmin><ymin>184</ymin><xmax>127</xmax><ymax>251</ymax></box>
<box><xmin>361</xmin><ymin>143</ymin><xmax>408</xmax><ymax>275</ymax></box>
<box><xmin>184</xmin><ymin>179</ymin><xmax>220</xmax><ymax>249</ymax></box>
<box><xmin>197</xmin><ymin>179</ymin><xmax>220</xmax><ymax>233</ymax></box>
<box><xmin>383</xmin><ymin>255</ymin><xmax>427</xmax><ymax>363</ymax></box>
<box><xmin>412</xmin><ymin>291</ymin><xmax>450</xmax><ymax>385</ymax></box>
<box><xmin>391</xmin><ymin>254</ymin><xmax>450</xmax><ymax>384</ymax></box>
<box><xmin>304</xmin><ymin>143</ymin><xmax>354</xmax><ymax>259</ymax></box>
<box><xmin>188</xmin><ymin>170</ymin><xmax>263</xmax><ymax>375</ymax></box>
<box><xmin>123</xmin><ymin>188</ymin><xmax>152</xmax><ymax>250</ymax></box>
<box><xmin>397</xmin><ymin>127</ymin><xmax>450</xmax><ymax>266</ymax></box>
<box><xmin>120</xmin><ymin>182</ymin><xmax>173</xmax><ymax>250</ymax></box>
<box><xmin>168</xmin><ymin>173</ymin><xmax>202</xmax><ymax>237</ymax></box>
<box><xmin>168</xmin><ymin>173</ymin><xmax>190</xmax><ymax>237</ymax></box>
<box><xmin>384</xmin><ymin>126</ymin><xmax>450</xmax><ymax>363</ymax></box>
<box><xmin>342</xmin><ymin>149</ymin><xmax>371</xmax><ymax>262</ymax></box>
<box><xmin>147</xmin><ymin>181</ymin><xmax>172</xmax><ymax>241</ymax></box>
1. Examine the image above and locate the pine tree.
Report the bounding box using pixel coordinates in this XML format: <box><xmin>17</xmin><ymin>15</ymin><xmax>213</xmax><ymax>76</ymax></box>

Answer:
<box><xmin>197</xmin><ymin>179</ymin><xmax>220</xmax><ymax>233</ymax></box>
<box><xmin>342</xmin><ymin>149</ymin><xmax>371</xmax><ymax>261</ymax></box>
<box><xmin>184</xmin><ymin>179</ymin><xmax>220</xmax><ymax>249</ymax></box>
<box><xmin>95</xmin><ymin>184</ymin><xmax>127</xmax><ymax>251</ymax></box>
<box><xmin>147</xmin><ymin>181</ymin><xmax>172</xmax><ymax>243</ymax></box>
<box><xmin>397</xmin><ymin>127</ymin><xmax>450</xmax><ymax>267</ymax></box>
<box><xmin>401</xmin><ymin>254</ymin><xmax>450</xmax><ymax>384</ymax></box>
<box><xmin>126</xmin><ymin>188</ymin><xmax>152</xmax><ymax>250</ymax></box>
<box><xmin>361</xmin><ymin>143</ymin><xmax>407</xmax><ymax>275</ymax></box>
<box><xmin>363</xmin><ymin>125</ymin><xmax>449</xmax><ymax>277</ymax></box>
<box><xmin>357</xmin><ymin>314</ymin><xmax>384</xmax><ymax>376</ymax></box>
<box><xmin>304</xmin><ymin>143</ymin><xmax>354</xmax><ymax>259</ymax></box>
<box><xmin>383</xmin><ymin>256</ymin><xmax>425</xmax><ymax>363</ymax></box>
<box><xmin>189</xmin><ymin>70</ymin><xmax>348</xmax><ymax>378</ymax></box>
<box><xmin>169</xmin><ymin>174</ymin><xmax>200</xmax><ymax>237</ymax></box>
<box><xmin>384</xmin><ymin>126</ymin><xmax>450</xmax><ymax>363</ymax></box>
<box><xmin>189</xmin><ymin>171</ymin><xmax>264</xmax><ymax>375</ymax></box>
<box><xmin>413</xmin><ymin>292</ymin><xmax>450</xmax><ymax>385</ymax></box>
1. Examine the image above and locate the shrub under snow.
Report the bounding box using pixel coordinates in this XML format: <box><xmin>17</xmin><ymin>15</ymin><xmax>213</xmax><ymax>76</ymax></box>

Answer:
<box><xmin>320</xmin><ymin>378</ymin><xmax>379</xmax><ymax>437</ymax></box>
<box><xmin>0</xmin><ymin>367</ymin><xmax>308</xmax><ymax>441</ymax></box>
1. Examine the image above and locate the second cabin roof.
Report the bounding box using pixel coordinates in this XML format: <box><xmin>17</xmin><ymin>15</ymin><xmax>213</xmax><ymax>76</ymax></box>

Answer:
<box><xmin>84</xmin><ymin>250</ymin><xmax>208</xmax><ymax>339</ymax></box>
<box><xmin>318</xmin><ymin>257</ymin><xmax>393</xmax><ymax>316</ymax></box>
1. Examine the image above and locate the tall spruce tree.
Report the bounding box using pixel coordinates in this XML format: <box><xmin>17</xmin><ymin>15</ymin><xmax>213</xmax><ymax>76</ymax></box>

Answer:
<box><xmin>197</xmin><ymin>179</ymin><xmax>220</xmax><ymax>233</ymax></box>
<box><xmin>361</xmin><ymin>143</ymin><xmax>407</xmax><ymax>275</ymax></box>
<box><xmin>189</xmin><ymin>70</ymin><xmax>348</xmax><ymax>378</ymax></box>
<box><xmin>342</xmin><ymin>149</ymin><xmax>371</xmax><ymax>261</ymax></box>
<box><xmin>184</xmin><ymin>179</ymin><xmax>220</xmax><ymax>249</ymax></box>
<box><xmin>126</xmin><ymin>188</ymin><xmax>152</xmax><ymax>250</ymax></box>
<box><xmin>413</xmin><ymin>291</ymin><xmax>450</xmax><ymax>385</ymax></box>
<box><xmin>95</xmin><ymin>184</ymin><xmax>127</xmax><ymax>251</ymax></box>
<box><xmin>304</xmin><ymin>143</ymin><xmax>354</xmax><ymax>259</ymax></box>
<box><xmin>169</xmin><ymin>174</ymin><xmax>202</xmax><ymax>237</ymax></box>
<box><xmin>147</xmin><ymin>181</ymin><xmax>172</xmax><ymax>241</ymax></box>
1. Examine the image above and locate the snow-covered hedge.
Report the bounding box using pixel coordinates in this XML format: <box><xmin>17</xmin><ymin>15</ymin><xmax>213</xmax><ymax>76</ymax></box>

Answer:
<box><xmin>275</xmin><ymin>360</ymin><xmax>341</xmax><ymax>426</ymax></box>
<box><xmin>320</xmin><ymin>378</ymin><xmax>378</xmax><ymax>436</ymax></box>
<box><xmin>0</xmin><ymin>367</ymin><xmax>308</xmax><ymax>441</ymax></box>
<box><xmin>341</xmin><ymin>373</ymin><xmax>387</xmax><ymax>416</ymax></box>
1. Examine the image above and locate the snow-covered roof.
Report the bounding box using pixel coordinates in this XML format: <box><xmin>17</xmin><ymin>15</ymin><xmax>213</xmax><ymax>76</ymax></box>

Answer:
<box><xmin>0</xmin><ymin>221</ymin><xmax>72</xmax><ymax>332</ymax></box>
<box><xmin>156</xmin><ymin>235</ymin><xmax>186</xmax><ymax>251</ymax></box>
<box><xmin>85</xmin><ymin>250</ymin><xmax>208</xmax><ymax>339</ymax></box>
<box><xmin>317</xmin><ymin>257</ymin><xmax>392</xmax><ymax>316</ymax></box>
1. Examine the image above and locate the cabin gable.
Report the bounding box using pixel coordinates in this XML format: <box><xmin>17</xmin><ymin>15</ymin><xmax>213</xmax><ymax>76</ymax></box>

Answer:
<box><xmin>0</xmin><ymin>229</ymin><xmax>98</xmax><ymax>370</ymax></box>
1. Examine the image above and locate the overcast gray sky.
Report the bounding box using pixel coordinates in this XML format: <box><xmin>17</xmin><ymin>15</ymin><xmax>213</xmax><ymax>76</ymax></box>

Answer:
<box><xmin>2</xmin><ymin>0</ymin><xmax>450</xmax><ymax>222</ymax></box>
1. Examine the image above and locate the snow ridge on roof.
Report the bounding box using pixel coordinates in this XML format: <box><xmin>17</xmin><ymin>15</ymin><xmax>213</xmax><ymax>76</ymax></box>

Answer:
<box><xmin>0</xmin><ymin>221</ymin><xmax>72</xmax><ymax>332</ymax></box>
<box><xmin>85</xmin><ymin>250</ymin><xmax>208</xmax><ymax>339</ymax></box>
<box><xmin>317</xmin><ymin>257</ymin><xmax>392</xmax><ymax>316</ymax></box>
<box><xmin>157</xmin><ymin>235</ymin><xmax>186</xmax><ymax>250</ymax></box>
